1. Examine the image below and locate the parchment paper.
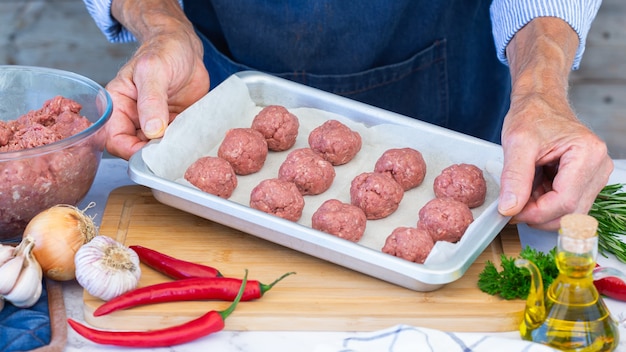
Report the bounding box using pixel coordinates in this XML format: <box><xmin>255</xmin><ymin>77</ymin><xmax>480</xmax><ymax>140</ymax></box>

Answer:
<box><xmin>142</xmin><ymin>76</ymin><xmax>500</xmax><ymax>265</ymax></box>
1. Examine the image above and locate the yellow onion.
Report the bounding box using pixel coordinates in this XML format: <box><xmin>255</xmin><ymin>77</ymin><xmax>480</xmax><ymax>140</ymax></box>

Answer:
<box><xmin>24</xmin><ymin>204</ymin><xmax>97</xmax><ymax>281</ymax></box>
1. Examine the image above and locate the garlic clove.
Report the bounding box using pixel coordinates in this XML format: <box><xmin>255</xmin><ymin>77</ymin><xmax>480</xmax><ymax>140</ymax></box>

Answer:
<box><xmin>0</xmin><ymin>242</ymin><xmax>28</xmax><ymax>295</ymax></box>
<box><xmin>0</xmin><ymin>245</ymin><xmax>15</xmax><ymax>267</ymax></box>
<box><xmin>3</xmin><ymin>238</ymin><xmax>43</xmax><ymax>308</ymax></box>
<box><xmin>75</xmin><ymin>235</ymin><xmax>141</xmax><ymax>301</ymax></box>
<box><xmin>6</xmin><ymin>276</ymin><xmax>42</xmax><ymax>309</ymax></box>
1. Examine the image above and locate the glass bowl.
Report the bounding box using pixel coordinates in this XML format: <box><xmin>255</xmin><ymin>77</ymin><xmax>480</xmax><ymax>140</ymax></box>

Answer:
<box><xmin>0</xmin><ymin>66</ymin><xmax>112</xmax><ymax>242</ymax></box>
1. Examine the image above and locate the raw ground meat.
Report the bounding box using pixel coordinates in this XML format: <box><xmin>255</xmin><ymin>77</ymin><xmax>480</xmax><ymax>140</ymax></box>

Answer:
<box><xmin>278</xmin><ymin>148</ymin><xmax>335</xmax><ymax>195</ymax></box>
<box><xmin>433</xmin><ymin>163</ymin><xmax>486</xmax><ymax>208</ymax></box>
<box><xmin>308</xmin><ymin>119</ymin><xmax>361</xmax><ymax>166</ymax></box>
<box><xmin>350</xmin><ymin>172</ymin><xmax>404</xmax><ymax>220</ymax></box>
<box><xmin>0</xmin><ymin>96</ymin><xmax>91</xmax><ymax>152</ymax></box>
<box><xmin>374</xmin><ymin>148</ymin><xmax>427</xmax><ymax>191</ymax></box>
<box><xmin>311</xmin><ymin>199</ymin><xmax>367</xmax><ymax>242</ymax></box>
<box><xmin>0</xmin><ymin>124</ymin><xmax>10</xmax><ymax>145</ymax></box>
<box><xmin>382</xmin><ymin>226</ymin><xmax>434</xmax><ymax>264</ymax></box>
<box><xmin>418</xmin><ymin>197</ymin><xmax>474</xmax><ymax>243</ymax></box>
<box><xmin>0</xmin><ymin>96</ymin><xmax>97</xmax><ymax>241</ymax></box>
<box><xmin>249</xmin><ymin>178</ymin><xmax>305</xmax><ymax>222</ymax></box>
<box><xmin>217</xmin><ymin>128</ymin><xmax>268</xmax><ymax>175</ymax></box>
<box><xmin>251</xmin><ymin>105</ymin><xmax>300</xmax><ymax>151</ymax></box>
<box><xmin>184</xmin><ymin>156</ymin><xmax>238</xmax><ymax>198</ymax></box>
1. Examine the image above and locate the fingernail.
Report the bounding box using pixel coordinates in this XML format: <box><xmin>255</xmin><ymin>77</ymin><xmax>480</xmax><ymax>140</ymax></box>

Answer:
<box><xmin>144</xmin><ymin>119</ymin><xmax>165</xmax><ymax>138</ymax></box>
<box><xmin>499</xmin><ymin>191</ymin><xmax>517</xmax><ymax>213</ymax></box>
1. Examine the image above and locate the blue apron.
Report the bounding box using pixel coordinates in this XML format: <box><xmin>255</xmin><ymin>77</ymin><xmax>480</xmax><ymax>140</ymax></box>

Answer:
<box><xmin>182</xmin><ymin>0</ymin><xmax>510</xmax><ymax>143</ymax></box>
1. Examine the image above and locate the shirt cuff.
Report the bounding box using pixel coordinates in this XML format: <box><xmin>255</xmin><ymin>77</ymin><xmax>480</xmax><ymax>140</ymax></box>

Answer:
<box><xmin>490</xmin><ymin>0</ymin><xmax>602</xmax><ymax>70</ymax></box>
<box><xmin>82</xmin><ymin>0</ymin><xmax>184</xmax><ymax>43</ymax></box>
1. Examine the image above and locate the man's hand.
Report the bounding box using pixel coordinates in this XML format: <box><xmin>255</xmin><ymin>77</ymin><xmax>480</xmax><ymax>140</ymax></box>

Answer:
<box><xmin>498</xmin><ymin>17</ymin><xmax>613</xmax><ymax>230</ymax></box>
<box><xmin>104</xmin><ymin>0</ymin><xmax>210</xmax><ymax>159</ymax></box>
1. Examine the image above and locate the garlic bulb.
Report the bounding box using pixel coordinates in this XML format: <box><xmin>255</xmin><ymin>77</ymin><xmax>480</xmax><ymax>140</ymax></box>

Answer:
<box><xmin>3</xmin><ymin>237</ymin><xmax>43</xmax><ymax>308</ymax></box>
<box><xmin>74</xmin><ymin>236</ymin><xmax>141</xmax><ymax>301</ymax></box>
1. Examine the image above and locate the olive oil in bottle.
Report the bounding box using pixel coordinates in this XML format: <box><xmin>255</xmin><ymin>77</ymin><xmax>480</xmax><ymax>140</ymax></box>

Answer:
<box><xmin>517</xmin><ymin>214</ymin><xmax>620</xmax><ymax>352</ymax></box>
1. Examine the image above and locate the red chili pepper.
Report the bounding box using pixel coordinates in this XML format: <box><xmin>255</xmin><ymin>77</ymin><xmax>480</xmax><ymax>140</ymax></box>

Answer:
<box><xmin>93</xmin><ymin>271</ymin><xmax>295</xmax><ymax>317</ymax></box>
<box><xmin>594</xmin><ymin>264</ymin><xmax>626</xmax><ymax>301</ymax></box>
<box><xmin>67</xmin><ymin>270</ymin><xmax>249</xmax><ymax>347</ymax></box>
<box><xmin>129</xmin><ymin>245</ymin><xmax>222</xmax><ymax>279</ymax></box>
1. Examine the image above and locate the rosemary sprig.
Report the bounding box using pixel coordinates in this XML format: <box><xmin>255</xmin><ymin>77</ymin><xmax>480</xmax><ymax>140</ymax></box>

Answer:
<box><xmin>588</xmin><ymin>183</ymin><xmax>626</xmax><ymax>263</ymax></box>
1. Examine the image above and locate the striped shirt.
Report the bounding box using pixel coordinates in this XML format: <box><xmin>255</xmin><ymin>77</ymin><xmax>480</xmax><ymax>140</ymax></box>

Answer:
<box><xmin>82</xmin><ymin>0</ymin><xmax>601</xmax><ymax>69</ymax></box>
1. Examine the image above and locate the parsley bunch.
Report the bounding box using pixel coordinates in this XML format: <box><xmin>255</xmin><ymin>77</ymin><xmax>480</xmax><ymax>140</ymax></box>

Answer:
<box><xmin>478</xmin><ymin>183</ymin><xmax>626</xmax><ymax>300</ymax></box>
<box><xmin>478</xmin><ymin>246</ymin><xmax>558</xmax><ymax>300</ymax></box>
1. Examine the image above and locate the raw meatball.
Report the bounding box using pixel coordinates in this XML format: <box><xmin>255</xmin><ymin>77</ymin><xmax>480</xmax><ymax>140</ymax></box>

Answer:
<box><xmin>311</xmin><ymin>199</ymin><xmax>367</xmax><ymax>242</ymax></box>
<box><xmin>308</xmin><ymin>119</ymin><xmax>361</xmax><ymax>165</ymax></box>
<box><xmin>433</xmin><ymin>163</ymin><xmax>487</xmax><ymax>208</ymax></box>
<box><xmin>418</xmin><ymin>197</ymin><xmax>473</xmax><ymax>243</ymax></box>
<box><xmin>251</xmin><ymin>105</ymin><xmax>300</xmax><ymax>151</ymax></box>
<box><xmin>382</xmin><ymin>227</ymin><xmax>434</xmax><ymax>264</ymax></box>
<box><xmin>217</xmin><ymin>128</ymin><xmax>268</xmax><ymax>175</ymax></box>
<box><xmin>350</xmin><ymin>172</ymin><xmax>404</xmax><ymax>220</ymax></box>
<box><xmin>374</xmin><ymin>148</ymin><xmax>427</xmax><ymax>191</ymax></box>
<box><xmin>278</xmin><ymin>148</ymin><xmax>335</xmax><ymax>195</ymax></box>
<box><xmin>184</xmin><ymin>156</ymin><xmax>238</xmax><ymax>198</ymax></box>
<box><xmin>249</xmin><ymin>178</ymin><xmax>305</xmax><ymax>222</ymax></box>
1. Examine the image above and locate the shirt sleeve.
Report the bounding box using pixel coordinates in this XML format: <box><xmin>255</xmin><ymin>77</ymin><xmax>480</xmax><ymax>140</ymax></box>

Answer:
<box><xmin>490</xmin><ymin>0</ymin><xmax>602</xmax><ymax>70</ymax></box>
<box><xmin>82</xmin><ymin>0</ymin><xmax>184</xmax><ymax>43</ymax></box>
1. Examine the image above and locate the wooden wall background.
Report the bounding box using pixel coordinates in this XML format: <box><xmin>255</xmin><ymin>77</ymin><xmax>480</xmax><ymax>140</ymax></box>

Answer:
<box><xmin>571</xmin><ymin>0</ymin><xmax>626</xmax><ymax>159</ymax></box>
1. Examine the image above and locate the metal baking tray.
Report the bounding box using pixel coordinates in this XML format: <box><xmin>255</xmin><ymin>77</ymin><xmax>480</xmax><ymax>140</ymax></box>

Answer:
<box><xmin>128</xmin><ymin>71</ymin><xmax>510</xmax><ymax>291</ymax></box>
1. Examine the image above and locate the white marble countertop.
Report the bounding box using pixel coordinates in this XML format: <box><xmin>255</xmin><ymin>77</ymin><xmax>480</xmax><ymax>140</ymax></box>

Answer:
<box><xmin>61</xmin><ymin>158</ymin><xmax>626</xmax><ymax>352</ymax></box>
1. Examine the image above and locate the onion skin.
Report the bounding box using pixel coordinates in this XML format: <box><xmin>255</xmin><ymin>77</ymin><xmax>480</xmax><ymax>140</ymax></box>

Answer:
<box><xmin>24</xmin><ymin>204</ymin><xmax>97</xmax><ymax>281</ymax></box>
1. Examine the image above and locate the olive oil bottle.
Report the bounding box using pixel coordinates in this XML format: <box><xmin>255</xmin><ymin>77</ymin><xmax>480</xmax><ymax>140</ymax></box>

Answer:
<box><xmin>517</xmin><ymin>214</ymin><xmax>620</xmax><ymax>352</ymax></box>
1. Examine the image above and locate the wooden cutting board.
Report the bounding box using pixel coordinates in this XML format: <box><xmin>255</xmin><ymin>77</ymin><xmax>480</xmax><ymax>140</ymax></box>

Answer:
<box><xmin>83</xmin><ymin>185</ymin><xmax>525</xmax><ymax>332</ymax></box>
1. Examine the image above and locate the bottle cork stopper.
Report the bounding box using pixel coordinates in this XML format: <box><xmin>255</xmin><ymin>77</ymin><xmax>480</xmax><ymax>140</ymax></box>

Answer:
<box><xmin>560</xmin><ymin>213</ymin><xmax>598</xmax><ymax>239</ymax></box>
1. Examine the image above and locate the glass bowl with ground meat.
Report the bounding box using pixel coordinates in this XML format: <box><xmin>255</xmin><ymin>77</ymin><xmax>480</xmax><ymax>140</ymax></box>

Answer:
<box><xmin>0</xmin><ymin>66</ymin><xmax>112</xmax><ymax>242</ymax></box>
